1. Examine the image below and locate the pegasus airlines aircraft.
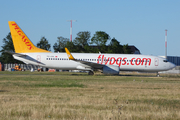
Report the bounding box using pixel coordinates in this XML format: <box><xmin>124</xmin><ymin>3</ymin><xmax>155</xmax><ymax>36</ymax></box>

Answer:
<box><xmin>8</xmin><ymin>21</ymin><xmax>176</xmax><ymax>75</ymax></box>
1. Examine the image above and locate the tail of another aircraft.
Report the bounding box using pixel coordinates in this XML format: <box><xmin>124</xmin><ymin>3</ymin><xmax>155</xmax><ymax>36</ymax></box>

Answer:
<box><xmin>8</xmin><ymin>21</ymin><xmax>50</xmax><ymax>53</ymax></box>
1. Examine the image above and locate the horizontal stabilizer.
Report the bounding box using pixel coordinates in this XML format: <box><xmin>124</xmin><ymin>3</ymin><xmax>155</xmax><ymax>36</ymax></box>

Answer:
<box><xmin>5</xmin><ymin>51</ymin><xmax>27</xmax><ymax>57</ymax></box>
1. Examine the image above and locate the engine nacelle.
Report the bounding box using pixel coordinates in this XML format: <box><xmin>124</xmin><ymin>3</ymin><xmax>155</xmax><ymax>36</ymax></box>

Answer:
<box><xmin>102</xmin><ymin>65</ymin><xmax>120</xmax><ymax>75</ymax></box>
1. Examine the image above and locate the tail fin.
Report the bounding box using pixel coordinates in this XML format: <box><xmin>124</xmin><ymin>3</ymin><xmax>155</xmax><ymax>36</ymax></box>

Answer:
<box><xmin>8</xmin><ymin>21</ymin><xmax>51</xmax><ymax>53</ymax></box>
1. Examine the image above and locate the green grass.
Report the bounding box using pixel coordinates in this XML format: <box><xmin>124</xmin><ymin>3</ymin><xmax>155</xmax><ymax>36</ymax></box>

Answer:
<box><xmin>0</xmin><ymin>75</ymin><xmax>86</xmax><ymax>88</ymax></box>
<box><xmin>0</xmin><ymin>71</ymin><xmax>180</xmax><ymax>119</ymax></box>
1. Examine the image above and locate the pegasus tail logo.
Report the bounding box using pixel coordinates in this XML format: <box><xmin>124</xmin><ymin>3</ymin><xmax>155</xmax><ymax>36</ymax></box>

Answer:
<box><xmin>8</xmin><ymin>21</ymin><xmax>50</xmax><ymax>53</ymax></box>
<box><xmin>11</xmin><ymin>23</ymin><xmax>34</xmax><ymax>50</ymax></box>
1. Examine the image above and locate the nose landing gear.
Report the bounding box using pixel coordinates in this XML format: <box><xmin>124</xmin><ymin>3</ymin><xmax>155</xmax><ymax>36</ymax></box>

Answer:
<box><xmin>88</xmin><ymin>71</ymin><xmax>94</xmax><ymax>75</ymax></box>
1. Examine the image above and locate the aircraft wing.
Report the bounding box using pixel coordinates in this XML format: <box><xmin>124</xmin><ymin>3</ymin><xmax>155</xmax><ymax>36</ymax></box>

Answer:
<box><xmin>77</xmin><ymin>60</ymin><xmax>104</xmax><ymax>69</ymax></box>
<box><xmin>65</xmin><ymin>48</ymin><xmax>104</xmax><ymax>69</ymax></box>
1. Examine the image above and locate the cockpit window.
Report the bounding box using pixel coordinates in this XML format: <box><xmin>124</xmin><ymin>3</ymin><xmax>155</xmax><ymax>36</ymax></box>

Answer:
<box><xmin>163</xmin><ymin>60</ymin><xmax>168</xmax><ymax>62</ymax></box>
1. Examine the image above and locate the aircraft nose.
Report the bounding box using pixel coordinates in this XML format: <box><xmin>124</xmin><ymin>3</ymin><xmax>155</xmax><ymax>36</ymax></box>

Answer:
<box><xmin>170</xmin><ymin>62</ymin><xmax>176</xmax><ymax>69</ymax></box>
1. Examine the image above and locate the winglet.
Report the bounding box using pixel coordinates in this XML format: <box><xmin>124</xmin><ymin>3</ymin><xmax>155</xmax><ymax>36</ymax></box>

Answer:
<box><xmin>65</xmin><ymin>48</ymin><xmax>75</xmax><ymax>60</ymax></box>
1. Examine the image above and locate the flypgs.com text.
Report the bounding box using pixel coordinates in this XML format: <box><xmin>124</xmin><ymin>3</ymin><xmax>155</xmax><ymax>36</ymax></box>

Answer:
<box><xmin>97</xmin><ymin>55</ymin><xmax>151</xmax><ymax>66</ymax></box>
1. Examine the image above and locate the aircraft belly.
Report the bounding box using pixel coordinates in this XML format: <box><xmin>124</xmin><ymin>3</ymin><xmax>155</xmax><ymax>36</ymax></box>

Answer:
<box><xmin>120</xmin><ymin>65</ymin><xmax>158</xmax><ymax>72</ymax></box>
<box><xmin>45</xmin><ymin>60</ymin><xmax>77</xmax><ymax>69</ymax></box>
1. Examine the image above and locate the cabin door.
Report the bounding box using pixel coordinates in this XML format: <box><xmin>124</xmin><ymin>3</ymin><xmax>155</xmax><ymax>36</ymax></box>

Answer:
<box><xmin>154</xmin><ymin>58</ymin><xmax>159</xmax><ymax>66</ymax></box>
<box><xmin>37</xmin><ymin>55</ymin><xmax>41</xmax><ymax>65</ymax></box>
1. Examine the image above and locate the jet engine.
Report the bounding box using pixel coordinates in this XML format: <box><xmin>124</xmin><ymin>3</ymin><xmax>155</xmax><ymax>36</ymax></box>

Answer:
<box><xmin>102</xmin><ymin>65</ymin><xmax>120</xmax><ymax>75</ymax></box>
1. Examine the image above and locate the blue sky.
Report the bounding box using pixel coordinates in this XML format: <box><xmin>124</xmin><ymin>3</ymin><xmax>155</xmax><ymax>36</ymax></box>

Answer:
<box><xmin>0</xmin><ymin>0</ymin><xmax>180</xmax><ymax>56</ymax></box>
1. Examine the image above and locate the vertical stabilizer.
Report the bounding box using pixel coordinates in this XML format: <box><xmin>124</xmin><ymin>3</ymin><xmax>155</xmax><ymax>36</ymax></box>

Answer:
<box><xmin>8</xmin><ymin>21</ymin><xmax>50</xmax><ymax>53</ymax></box>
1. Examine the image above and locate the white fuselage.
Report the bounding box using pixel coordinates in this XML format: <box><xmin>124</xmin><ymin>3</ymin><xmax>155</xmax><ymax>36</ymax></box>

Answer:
<box><xmin>13</xmin><ymin>52</ymin><xmax>176</xmax><ymax>72</ymax></box>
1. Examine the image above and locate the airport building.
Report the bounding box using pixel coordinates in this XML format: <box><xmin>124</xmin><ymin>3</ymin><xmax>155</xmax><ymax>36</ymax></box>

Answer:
<box><xmin>160</xmin><ymin>56</ymin><xmax>180</xmax><ymax>66</ymax></box>
<box><xmin>160</xmin><ymin>56</ymin><xmax>180</xmax><ymax>74</ymax></box>
<box><xmin>128</xmin><ymin>46</ymin><xmax>141</xmax><ymax>54</ymax></box>
<box><xmin>167</xmin><ymin>56</ymin><xmax>180</xmax><ymax>66</ymax></box>
<box><xmin>90</xmin><ymin>45</ymin><xmax>141</xmax><ymax>54</ymax></box>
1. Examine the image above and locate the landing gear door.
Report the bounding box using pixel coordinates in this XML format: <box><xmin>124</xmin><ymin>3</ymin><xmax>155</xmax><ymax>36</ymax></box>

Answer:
<box><xmin>155</xmin><ymin>58</ymin><xmax>159</xmax><ymax>66</ymax></box>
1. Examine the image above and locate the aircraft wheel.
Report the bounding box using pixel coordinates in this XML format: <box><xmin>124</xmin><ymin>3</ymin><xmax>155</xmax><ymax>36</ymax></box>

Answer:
<box><xmin>88</xmin><ymin>71</ymin><xmax>94</xmax><ymax>75</ymax></box>
<box><xmin>156</xmin><ymin>72</ymin><xmax>160</xmax><ymax>77</ymax></box>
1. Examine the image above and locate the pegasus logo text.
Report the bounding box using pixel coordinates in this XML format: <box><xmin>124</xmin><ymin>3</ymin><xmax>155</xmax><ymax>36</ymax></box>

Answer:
<box><xmin>11</xmin><ymin>23</ymin><xmax>34</xmax><ymax>50</ymax></box>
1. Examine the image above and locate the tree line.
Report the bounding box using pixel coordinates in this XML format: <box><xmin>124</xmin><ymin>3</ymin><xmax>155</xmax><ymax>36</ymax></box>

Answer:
<box><xmin>0</xmin><ymin>31</ymin><xmax>131</xmax><ymax>63</ymax></box>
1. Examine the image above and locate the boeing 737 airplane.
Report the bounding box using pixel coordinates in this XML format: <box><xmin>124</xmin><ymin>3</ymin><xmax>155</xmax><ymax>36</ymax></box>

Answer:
<box><xmin>8</xmin><ymin>21</ymin><xmax>176</xmax><ymax>75</ymax></box>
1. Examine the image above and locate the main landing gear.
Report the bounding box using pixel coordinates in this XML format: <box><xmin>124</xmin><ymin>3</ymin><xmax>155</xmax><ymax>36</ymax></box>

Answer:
<box><xmin>156</xmin><ymin>72</ymin><xmax>160</xmax><ymax>77</ymax></box>
<box><xmin>88</xmin><ymin>71</ymin><xmax>94</xmax><ymax>75</ymax></box>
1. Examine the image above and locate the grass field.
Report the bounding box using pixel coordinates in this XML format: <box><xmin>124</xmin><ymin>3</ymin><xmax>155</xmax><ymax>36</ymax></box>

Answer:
<box><xmin>0</xmin><ymin>71</ymin><xmax>180</xmax><ymax>120</ymax></box>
